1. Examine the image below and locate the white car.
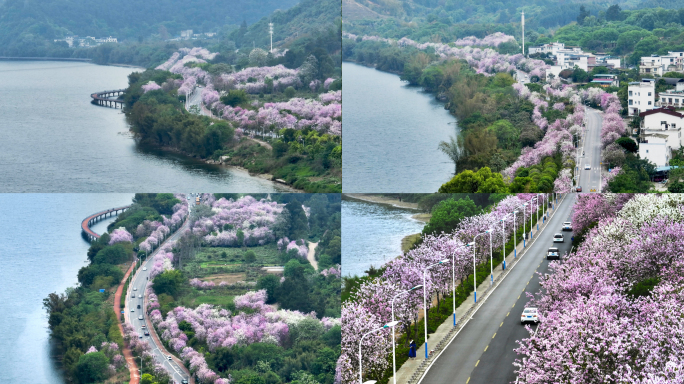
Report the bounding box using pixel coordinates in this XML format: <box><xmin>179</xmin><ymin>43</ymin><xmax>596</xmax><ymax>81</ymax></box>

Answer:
<box><xmin>138</xmin><ymin>294</ymin><xmax>142</xmax><ymax>298</ymax></box>
<box><xmin>167</xmin><ymin>355</ymin><xmax>173</xmax><ymax>360</ymax></box>
<box><xmin>138</xmin><ymin>315</ymin><xmax>143</xmax><ymax>320</ymax></box>
<box><xmin>521</xmin><ymin>307</ymin><xmax>539</xmax><ymax>324</ymax></box>
<box><xmin>553</xmin><ymin>233</ymin><xmax>564</xmax><ymax>243</ymax></box>
<box><xmin>562</xmin><ymin>222</ymin><xmax>572</xmax><ymax>231</ymax></box>
<box><xmin>133</xmin><ymin>287</ymin><xmax>137</xmax><ymax>291</ymax></box>
<box><xmin>143</xmin><ymin>267</ymin><xmax>147</xmax><ymax>271</ymax></box>
<box><xmin>131</xmin><ymin>308</ymin><xmax>135</xmax><ymax>312</ymax></box>
<box><xmin>584</xmin><ymin>164</ymin><xmax>591</xmax><ymax>170</ymax></box>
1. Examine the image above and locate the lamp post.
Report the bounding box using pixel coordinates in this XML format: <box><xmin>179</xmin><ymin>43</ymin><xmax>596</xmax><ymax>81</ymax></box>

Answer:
<box><xmin>359</xmin><ymin>321</ymin><xmax>400</xmax><ymax>384</ymax></box>
<box><xmin>521</xmin><ymin>203</ymin><xmax>528</xmax><ymax>248</ymax></box>
<box><xmin>500</xmin><ymin>215</ymin><xmax>509</xmax><ymax>270</ymax></box>
<box><xmin>467</xmin><ymin>232</ymin><xmax>488</xmax><ymax>303</ymax></box>
<box><xmin>488</xmin><ymin>230</ymin><xmax>493</xmax><ymax>285</ymax></box>
<box><xmin>391</xmin><ymin>286</ymin><xmax>422</xmax><ymax>384</ymax></box>
<box><xmin>513</xmin><ymin>210</ymin><xmax>519</xmax><ymax>258</ymax></box>
<box><xmin>530</xmin><ymin>196</ymin><xmax>537</xmax><ymax>238</ymax></box>
<box><xmin>423</xmin><ymin>259</ymin><xmax>449</xmax><ymax>359</ymax></box>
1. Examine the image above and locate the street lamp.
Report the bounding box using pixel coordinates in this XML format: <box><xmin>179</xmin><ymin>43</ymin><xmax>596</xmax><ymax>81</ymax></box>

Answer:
<box><xmin>513</xmin><ymin>210</ymin><xmax>519</xmax><ymax>258</ymax></box>
<box><xmin>500</xmin><ymin>215</ymin><xmax>509</xmax><ymax>271</ymax></box>
<box><xmin>488</xmin><ymin>230</ymin><xmax>493</xmax><ymax>285</ymax></box>
<box><xmin>359</xmin><ymin>321</ymin><xmax>400</xmax><ymax>384</ymax></box>
<box><xmin>391</xmin><ymin>286</ymin><xmax>422</xmax><ymax>384</ymax></box>
<box><xmin>467</xmin><ymin>231</ymin><xmax>489</xmax><ymax>303</ymax></box>
<box><xmin>530</xmin><ymin>196</ymin><xmax>537</xmax><ymax>237</ymax></box>
<box><xmin>423</xmin><ymin>259</ymin><xmax>449</xmax><ymax>359</ymax></box>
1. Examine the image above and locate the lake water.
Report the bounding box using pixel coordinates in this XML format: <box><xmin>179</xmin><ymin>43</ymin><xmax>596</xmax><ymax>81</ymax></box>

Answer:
<box><xmin>0</xmin><ymin>194</ymin><xmax>134</xmax><ymax>383</ymax></box>
<box><xmin>341</xmin><ymin>197</ymin><xmax>425</xmax><ymax>277</ymax></box>
<box><xmin>0</xmin><ymin>61</ymin><xmax>287</xmax><ymax>192</ymax></box>
<box><xmin>342</xmin><ymin>62</ymin><xmax>458</xmax><ymax>193</ymax></box>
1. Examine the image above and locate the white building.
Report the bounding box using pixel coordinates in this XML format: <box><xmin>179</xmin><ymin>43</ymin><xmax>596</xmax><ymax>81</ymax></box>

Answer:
<box><xmin>605</xmin><ymin>57</ymin><xmax>621</xmax><ymax>69</ymax></box>
<box><xmin>528</xmin><ymin>42</ymin><xmax>565</xmax><ymax>56</ymax></box>
<box><xmin>640</xmin><ymin>55</ymin><xmax>665</xmax><ymax>76</ymax></box>
<box><xmin>662</xmin><ymin>51</ymin><xmax>684</xmax><ymax>72</ymax></box>
<box><xmin>639</xmin><ymin>141</ymin><xmax>671</xmax><ymax>167</ymax></box>
<box><xmin>95</xmin><ymin>36</ymin><xmax>118</xmax><ymax>43</ymax></box>
<box><xmin>180</xmin><ymin>30</ymin><xmax>193</xmax><ymax>40</ymax></box>
<box><xmin>628</xmin><ymin>79</ymin><xmax>656</xmax><ymax>116</ymax></box>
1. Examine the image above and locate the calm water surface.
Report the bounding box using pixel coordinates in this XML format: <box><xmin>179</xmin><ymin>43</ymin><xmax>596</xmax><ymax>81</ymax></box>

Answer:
<box><xmin>342</xmin><ymin>62</ymin><xmax>458</xmax><ymax>192</ymax></box>
<box><xmin>0</xmin><ymin>194</ymin><xmax>134</xmax><ymax>383</ymax></box>
<box><xmin>0</xmin><ymin>61</ymin><xmax>287</xmax><ymax>192</ymax></box>
<box><xmin>341</xmin><ymin>197</ymin><xmax>425</xmax><ymax>277</ymax></box>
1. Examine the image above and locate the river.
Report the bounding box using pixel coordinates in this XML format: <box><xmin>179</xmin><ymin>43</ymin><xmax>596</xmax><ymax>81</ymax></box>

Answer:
<box><xmin>342</xmin><ymin>62</ymin><xmax>458</xmax><ymax>193</ymax></box>
<box><xmin>0</xmin><ymin>61</ymin><xmax>288</xmax><ymax>192</ymax></box>
<box><xmin>341</xmin><ymin>197</ymin><xmax>425</xmax><ymax>277</ymax></box>
<box><xmin>0</xmin><ymin>193</ymin><xmax>134</xmax><ymax>383</ymax></box>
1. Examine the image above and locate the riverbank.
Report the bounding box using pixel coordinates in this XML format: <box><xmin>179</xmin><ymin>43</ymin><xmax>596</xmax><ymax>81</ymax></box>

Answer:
<box><xmin>343</xmin><ymin>193</ymin><xmax>422</xmax><ymax>210</ymax></box>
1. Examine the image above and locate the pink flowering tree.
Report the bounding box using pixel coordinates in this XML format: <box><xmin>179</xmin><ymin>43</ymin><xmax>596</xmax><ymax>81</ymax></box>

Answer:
<box><xmin>109</xmin><ymin>227</ymin><xmax>133</xmax><ymax>244</ymax></box>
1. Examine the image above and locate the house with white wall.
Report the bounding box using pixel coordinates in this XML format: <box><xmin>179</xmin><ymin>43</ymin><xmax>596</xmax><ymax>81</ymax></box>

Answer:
<box><xmin>640</xmin><ymin>55</ymin><xmax>665</xmax><ymax>76</ymax></box>
<box><xmin>628</xmin><ymin>79</ymin><xmax>656</xmax><ymax>116</ymax></box>
<box><xmin>639</xmin><ymin>141</ymin><xmax>671</xmax><ymax>167</ymax></box>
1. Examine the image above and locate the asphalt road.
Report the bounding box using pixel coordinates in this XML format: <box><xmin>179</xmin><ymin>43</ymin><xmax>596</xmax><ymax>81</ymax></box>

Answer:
<box><xmin>578</xmin><ymin>107</ymin><xmax>603</xmax><ymax>193</ymax></box>
<box><xmin>419</xmin><ymin>194</ymin><xmax>577</xmax><ymax>384</ymax></box>
<box><xmin>124</xmin><ymin>194</ymin><xmax>196</xmax><ymax>383</ymax></box>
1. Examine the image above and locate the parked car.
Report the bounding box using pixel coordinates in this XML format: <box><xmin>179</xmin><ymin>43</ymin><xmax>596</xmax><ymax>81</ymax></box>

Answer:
<box><xmin>553</xmin><ymin>233</ymin><xmax>564</xmax><ymax>243</ymax></box>
<box><xmin>521</xmin><ymin>307</ymin><xmax>540</xmax><ymax>324</ymax></box>
<box><xmin>576</xmin><ymin>186</ymin><xmax>582</xmax><ymax>192</ymax></box>
<box><xmin>562</xmin><ymin>222</ymin><xmax>572</xmax><ymax>231</ymax></box>
<box><xmin>547</xmin><ymin>247</ymin><xmax>560</xmax><ymax>260</ymax></box>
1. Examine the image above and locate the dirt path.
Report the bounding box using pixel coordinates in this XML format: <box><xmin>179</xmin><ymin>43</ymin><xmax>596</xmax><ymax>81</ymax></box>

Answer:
<box><xmin>114</xmin><ymin>262</ymin><xmax>139</xmax><ymax>384</ymax></box>
<box><xmin>307</xmin><ymin>242</ymin><xmax>319</xmax><ymax>270</ymax></box>
<box><xmin>246</xmin><ymin>137</ymin><xmax>273</xmax><ymax>150</ymax></box>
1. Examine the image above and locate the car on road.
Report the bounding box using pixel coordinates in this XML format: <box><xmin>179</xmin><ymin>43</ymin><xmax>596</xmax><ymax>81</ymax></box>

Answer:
<box><xmin>144</xmin><ymin>331</ymin><xmax>150</xmax><ymax>336</ymax></box>
<box><xmin>141</xmin><ymin>325</ymin><xmax>146</xmax><ymax>329</ymax></box>
<box><xmin>131</xmin><ymin>293</ymin><xmax>136</xmax><ymax>298</ymax></box>
<box><xmin>143</xmin><ymin>267</ymin><xmax>147</xmax><ymax>271</ymax></box>
<box><xmin>137</xmin><ymin>304</ymin><xmax>141</xmax><ymax>309</ymax></box>
<box><xmin>182</xmin><ymin>380</ymin><xmax>189</xmax><ymax>384</ymax></box>
<box><xmin>553</xmin><ymin>233</ymin><xmax>564</xmax><ymax>243</ymax></box>
<box><xmin>521</xmin><ymin>307</ymin><xmax>539</xmax><ymax>324</ymax></box>
<box><xmin>133</xmin><ymin>287</ymin><xmax>137</xmax><ymax>291</ymax></box>
<box><xmin>562</xmin><ymin>222</ymin><xmax>572</xmax><ymax>231</ymax></box>
<box><xmin>138</xmin><ymin>294</ymin><xmax>142</xmax><ymax>298</ymax></box>
<box><xmin>576</xmin><ymin>186</ymin><xmax>582</xmax><ymax>192</ymax></box>
<box><xmin>138</xmin><ymin>315</ymin><xmax>143</xmax><ymax>320</ymax></box>
<box><xmin>585</xmin><ymin>164</ymin><xmax>591</xmax><ymax>170</ymax></box>
<box><xmin>167</xmin><ymin>355</ymin><xmax>172</xmax><ymax>360</ymax></box>
<box><xmin>547</xmin><ymin>247</ymin><xmax>560</xmax><ymax>260</ymax></box>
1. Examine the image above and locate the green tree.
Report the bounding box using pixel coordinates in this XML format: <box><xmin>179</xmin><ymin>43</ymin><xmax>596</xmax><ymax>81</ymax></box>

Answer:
<box><xmin>606</xmin><ymin>5</ymin><xmax>623</xmax><ymax>21</ymax></box>
<box><xmin>221</xmin><ymin>89</ymin><xmax>249</xmax><ymax>107</ymax></box>
<box><xmin>76</xmin><ymin>352</ymin><xmax>109</xmax><ymax>383</ymax></box>
<box><xmin>422</xmin><ymin>197</ymin><xmax>479</xmax><ymax>235</ymax></box>
<box><xmin>152</xmin><ymin>270</ymin><xmax>185</xmax><ymax>297</ymax></box>
<box><xmin>257</xmin><ymin>275</ymin><xmax>281</xmax><ymax>304</ymax></box>
<box><xmin>577</xmin><ymin>5</ymin><xmax>590</xmax><ymax>25</ymax></box>
<box><xmin>487</xmin><ymin>120</ymin><xmax>519</xmax><ymax>150</ymax></box>
<box><xmin>438</xmin><ymin>135</ymin><xmax>461</xmax><ymax>174</ymax></box>
<box><xmin>244</xmin><ymin>250</ymin><xmax>257</xmax><ymax>264</ymax></box>
<box><xmin>477</xmin><ymin>173</ymin><xmax>509</xmax><ymax>193</ymax></box>
<box><xmin>615</xmin><ymin>137</ymin><xmax>638</xmax><ymax>153</ymax></box>
<box><xmin>285</xmin><ymin>200</ymin><xmax>309</xmax><ymax>240</ymax></box>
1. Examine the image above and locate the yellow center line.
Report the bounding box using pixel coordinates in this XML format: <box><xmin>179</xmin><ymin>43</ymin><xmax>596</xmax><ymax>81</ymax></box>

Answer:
<box><xmin>492</xmin><ymin>333</ymin><xmax>496</xmax><ymax>338</ymax></box>
<box><xmin>475</xmin><ymin>360</ymin><xmax>480</xmax><ymax>367</ymax></box>
<box><xmin>507</xmin><ymin>311</ymin><xmax>510</xmax><ymax>317</ymax></box>
<box><xmin>466</xmin><ymin>377</ymin><xmax>470</xmax><ymax>384</ymax></box>
<box><xmin>484</xmin><ymin>345</ymin><xmax>488</xmax><ymax>352</ymax></box>
<box><xmin>518</xmin><ymin>294</ymin><xmax>520</xmax><ymax>299</ymax></box>
<box><xmin>500</xmin><ymin>322</ymin><xmax>504</xmax><ymax>327</ymax></box>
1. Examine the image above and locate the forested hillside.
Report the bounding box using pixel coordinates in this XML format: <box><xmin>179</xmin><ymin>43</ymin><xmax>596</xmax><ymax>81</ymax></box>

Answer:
<box><xmin>0</xmin><ymin>0</ymin><xmax>299</xmax><ymax>57</ymax></box>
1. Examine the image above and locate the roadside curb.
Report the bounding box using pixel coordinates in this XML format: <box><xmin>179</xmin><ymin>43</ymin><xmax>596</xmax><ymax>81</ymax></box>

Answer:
<box><xmin>401</xmin><ymin>194</ymin><xmax>568</xmax><ymax>384</ymax></box>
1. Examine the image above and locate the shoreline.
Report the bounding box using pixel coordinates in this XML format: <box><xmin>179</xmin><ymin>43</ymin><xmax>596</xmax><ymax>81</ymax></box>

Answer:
<box><xmin>0</xmin><ymin>57</ymin><xmax>147</xmax><ymax>71</ymax></box>
<box><xmin>146</xmin><ymin>143</ymin><xmax>304</xmax><ymax>193</ymax></box>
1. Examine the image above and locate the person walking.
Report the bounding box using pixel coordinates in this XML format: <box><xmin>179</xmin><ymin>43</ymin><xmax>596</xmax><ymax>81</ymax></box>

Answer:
<box><xmin>408</xmin><ymin>340</ymin><xmax>417</xmax><ymax>359</ymax></box>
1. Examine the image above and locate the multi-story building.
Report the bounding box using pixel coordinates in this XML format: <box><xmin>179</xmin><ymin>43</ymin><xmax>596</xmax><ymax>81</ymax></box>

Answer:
<box><xmin>180</xmin><ymin>30</ymin><xmax>193</xmax><ymax>40</ymax></box>
<box><xmin>628</xmin><ymin>79</ymin><xmax>656</xmax><ymax>116</ymax></box>
<box><xmin>528</xmin><ymin>42</ymin><xmax>565</xmax><ymax>56</ymax></box>
<box><xmin>638</xmin><ymin>107</ymin><xmax>684</xmax><ymax>166</ymax></box>
<box><xmin>662</xmin><ymin>51</ymin><xmax>684</xmax><ymax>72</ymax></box>
<box><xmin>640</xmin><ymin>55</ymin><xmax>665</xmax><ymax>76</ymax></box>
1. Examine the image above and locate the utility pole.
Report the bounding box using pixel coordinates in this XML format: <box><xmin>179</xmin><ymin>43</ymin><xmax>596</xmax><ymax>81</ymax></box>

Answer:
<box><xmin>522</xmin><ymin>11</ymin><xmax>525</xmax><ymax>57</ymax></box>
<box><xmin>269</xmin><ymin>22</ymin><xmax>274</xmax><ymax>53</ymax></box>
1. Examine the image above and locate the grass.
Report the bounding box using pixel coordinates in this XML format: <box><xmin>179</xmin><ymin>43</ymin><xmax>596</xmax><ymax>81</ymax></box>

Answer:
<box><xmin>191</xmin><ymin>244</ymin><xmax>281</xmax><ymax>267</ymax></box>
<box><xmin>193</xmin><ymin>294</ymin><xmax>235</xmax><ymax>308</ymax></box>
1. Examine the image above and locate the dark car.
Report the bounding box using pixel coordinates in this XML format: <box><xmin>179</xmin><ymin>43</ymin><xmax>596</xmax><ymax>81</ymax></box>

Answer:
<box><xmin>547</xmin><ymin>247</ymin><xmax>560</xmax><ymax>260</ymax></box>
<box><xmin>576</xmin><ymin>186</ymin><xmax>582</xmax><ymax>192</ymax></box>
<box><xmin>144</xmin><ymin>331</ymin><xmax>150</xmax><ymax>336</ymax></box>
<box><xmin>137</xmin><ymin>304</ymin><xmax>141</xmax><ymax>309</ymax></box>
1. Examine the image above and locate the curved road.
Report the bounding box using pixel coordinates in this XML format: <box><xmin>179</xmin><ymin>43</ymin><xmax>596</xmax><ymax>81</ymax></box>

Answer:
<box><xmin>577</xmin><ymin>108</ymin><xmax>603</xmax><ymax>193</ymax></box>
<box><xmin>124</xmin><ymin>196</ymin><xmax>194</xmax><ymax>384</ymax></box>
<box><xmin>419</xmin><ymin>194</ymin><xmax>576</xmax><ymax>384</ymax></box>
